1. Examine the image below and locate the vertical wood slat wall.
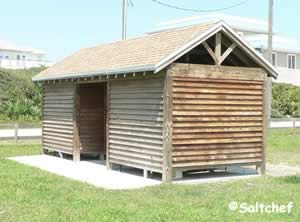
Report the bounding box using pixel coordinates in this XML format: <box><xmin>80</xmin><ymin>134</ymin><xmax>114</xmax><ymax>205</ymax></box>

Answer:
<box><xmin>170</xmin><ymin>64</ymin><xmax>266</xmax><ymax>169</ymax></box>
<box><xmin>107</xmin><ymin>78</ymin><xmax>165</xmax><ymax>172</ymax></box>
<box><xmin>43</xmin><ymin>83</ymin><xmax>75</xmax><ymax>154</ymax></box>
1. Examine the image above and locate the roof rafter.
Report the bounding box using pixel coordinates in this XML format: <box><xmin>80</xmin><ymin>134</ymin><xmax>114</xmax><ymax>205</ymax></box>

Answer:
<box><xmin>203</xmin><ymin>41</ymin><xmax>218</xmax><ymax>64</ymax></box>
<box><xmin>219</xmin><ymin>42</ymin><xmax>237</xmax><ymax>65</ymax></box>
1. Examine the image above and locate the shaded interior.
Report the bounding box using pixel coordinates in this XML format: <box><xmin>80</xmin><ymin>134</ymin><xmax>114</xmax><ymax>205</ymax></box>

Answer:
<box><xmin>175</xmin><ymin>31</ymin><xmax>260</xmax><ymax>68</ymax></box>
<box><xmin>79</xmin><ymin>83</ymin><xmax>106</xmax><ymax>155</ymax></box>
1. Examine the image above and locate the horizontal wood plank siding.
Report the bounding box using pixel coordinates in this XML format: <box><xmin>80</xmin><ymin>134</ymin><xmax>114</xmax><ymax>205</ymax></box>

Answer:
<box><xmin>171</xmin><ymin>64</ymin><xmax>265</xmax><ymax>169</ymax></box>
<box><xmin>108</xmin><ymin>78</ymin><xmax>164</xmax><ymax>172</ymax></box>
<box><xmin>43</xmin><ymin>83</ymin><xmax>75</xmax><ymax>153</ymax></box>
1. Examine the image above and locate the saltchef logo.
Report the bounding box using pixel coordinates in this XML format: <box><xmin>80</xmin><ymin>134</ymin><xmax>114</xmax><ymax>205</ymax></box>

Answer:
<box><xmin>228</xmin><ymin>201</ymin><xmax>294</xmax><ymax>214</ymax></box>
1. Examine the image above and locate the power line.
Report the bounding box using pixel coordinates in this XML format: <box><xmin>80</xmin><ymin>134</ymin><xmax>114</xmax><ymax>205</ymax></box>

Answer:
<box><xmin>151</xmin><ymin>0</ymin><xmax>249</xmax><ymax>12</ymax></box>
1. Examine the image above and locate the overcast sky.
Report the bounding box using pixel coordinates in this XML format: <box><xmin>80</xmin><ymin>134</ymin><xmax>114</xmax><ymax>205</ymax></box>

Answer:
<box><xmin>0</xmin><ymin>0</ymin><xmax>298</xmax><ymax>62</ymax></box>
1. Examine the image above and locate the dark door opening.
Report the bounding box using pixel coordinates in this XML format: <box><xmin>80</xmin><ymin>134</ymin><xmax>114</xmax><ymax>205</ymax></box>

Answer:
<box><xmin>79</xmin><ymin>82</ymin><xmax>106</xmax><ymax>157</ymax></box>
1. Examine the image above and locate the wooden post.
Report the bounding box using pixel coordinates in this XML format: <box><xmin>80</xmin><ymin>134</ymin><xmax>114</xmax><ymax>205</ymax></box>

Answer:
<box><xmin>260</xmin><ymin>73</ymin><xmax>270</xmax><ymax>175</ymax></box>
<box><xmin>41</xmin><ymin>84</ymin><xmax>45</xmax><ymax>154</ymax></box>
<box><xmin>293</xmin><ymin>118</ymin><xmax>296</xmax><ymax>129</ymax></box>
<box><xmin>162</xmin><ymin>67</ymin><xmax>173</xmax><ymax>182</ymax></box>
<box><xmin>143</xmin><ymin>170</ymin><xmax>148</xmax><ymax>178</ymax></box>
<box><xmin>218</xmin><ymin>43</ymin><xmax>237</xmax><ymax>65</ymax></box>
<box><xmin>73</xmin><ymin>84</ymin><xmax>80</xmax><ymax>162</ymax></box>
<box><xmin>14</xmin><ymin>123</ymin><xmax>18</xmax><ymax>143</ymax></box>
<box><xmin>203</xmin><ymin>41</ymin><xmax>218</xmax><ymax>64</ymax></box>
<box><xmin>106</xmin><ymin>82</ymin><xmax>112</xmax><ymax>170</ymax></box>
<box><xmin>215</xmin><ymin>32</ymin><xmax>222</xmax><ymax>63</ymax></box>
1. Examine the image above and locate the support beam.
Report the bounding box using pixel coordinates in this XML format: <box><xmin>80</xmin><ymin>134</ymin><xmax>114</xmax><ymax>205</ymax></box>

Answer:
<box><xmin>73</xmin><ymin>84</ymin><xmax>80</xmax><ymax>162</ymax></box>
<box><xmin>218</xmin><ymin>43</ymin><xmax>237</xmax><ymax>65</ymax></box>
<box><xmin>162</xmin><ymin>68</ymin><xmax>173</xmax><ymax>183</ymax></box>
<box><xmin>106</xmin><ymin>82</ymin><xmax>112</xmax><ymax>170</ymax></box>
<box><xmin>260</xmin><ymin>73</ymin><xmax>270</xmax><ymax>175</ymax></box>
<box><xmin>203</xmin><ymin>41</ymin><xmax>218</xmax><ymax>64</ymax></box>
<box><xmin>143</xmin><ymin>170</ymin><xmax>149</xmax><ymax>178</ymax></box>
<box><xmin>203</xmin><ymin>34</ymin><xmax>238</xmax><ymax>66</ymax></box>
<box><xmin>215</xmin><ymin>32</ymin><xmax>222</xmax><ymax>61</ymax></box>
<box><xmin>222</xmin><ymin>37</ymin><xmax>253</xmax><ymax>67</ymax></box>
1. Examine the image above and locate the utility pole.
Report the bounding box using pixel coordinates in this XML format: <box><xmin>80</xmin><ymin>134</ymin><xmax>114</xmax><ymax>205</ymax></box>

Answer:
<box><xmin>122</xmin><ymin>0</ymin><xmax>128</xmax><ymax>40</ymax></box>
<box><xmin>266</xmin><ymin>0</ymin><xmax>273</xmax><ymax>129</ymax></box>
<box><xmin>268</xmin><ymin>0</ymin><xmax>273</xmax><ymax>62</ymax></box>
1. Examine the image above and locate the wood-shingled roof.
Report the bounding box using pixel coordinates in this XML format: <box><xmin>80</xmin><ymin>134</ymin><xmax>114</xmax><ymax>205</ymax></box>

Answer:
<box><xmin>33</xmin><ymin>22</ymin><xmax>278</xmax><ymax>81</ymax></box>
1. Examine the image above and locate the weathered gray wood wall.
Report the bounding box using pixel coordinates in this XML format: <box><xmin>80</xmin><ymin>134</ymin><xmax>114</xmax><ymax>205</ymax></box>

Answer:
<box><xmin>107</xmin><ymin>78</ymin><xmax>165</xmax><ymax>173</ymax></box>
<box><xmin>43</xmin><ymin>83</ymin><xmax>75</xmax><ymax>154</ymax></box>
<box><xmin>170</xmin><ymin>64</ymin><xmax>265</xmax><ymax>170</ymax></box>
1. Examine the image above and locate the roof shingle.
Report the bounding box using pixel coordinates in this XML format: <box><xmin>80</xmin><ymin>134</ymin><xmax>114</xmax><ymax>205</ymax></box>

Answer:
<box><xmin>34</xmin><ymin>23</ymin><xmax>216</xmax><ymax>80</ymax></box>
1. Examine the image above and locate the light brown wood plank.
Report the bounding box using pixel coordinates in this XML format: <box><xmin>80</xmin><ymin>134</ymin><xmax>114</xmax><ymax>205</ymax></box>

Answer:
<box><xmin>172</xmin><ymin>153</ymin><xmax>262</xmax><ymax>162</ymax></box>
<box><xmin>173</xmin><ymin>87</ymin><xmax>262</xmax><ymax>95</ymax></box>
<box><xmin>173</xmin><ymin>127</ymin><xmax>262</xmax><ymax>134</ymax></box>
<box><xmin>173</xmin><ymin>148</ymin><xmax>262</xmax><ymax>156</ymax></box>
<box><xmin>173</xmin><ymin>137</ymin><xmax>262</xmax><ymax>145</ymax></box>
<box><xmin>173</xmin><ymin>111</ymin><xmax>262</xmax><ymax>116</ymax></box>
<box><xmin>173</xmin><ymin>99</ymin><xmax>262</xmax><ymax>106</ymax></box>
<box><xmin>173</xmin><ymin>116</ymin><xmax>262</xmax><ymax>122</ymax></box>
<box><xmin>173</xmin><ymin>105</ymin><xmax>262</xmax><ymax>111</ymax></box>
<box><xmin>173</xmin><ymin>132</ymin><xmax>262</xmax><ymax>140</ymax></box>
<box><xmin>173</xmin><ymin>77</ymin><xmax>263</xmax><ymax>85</ymax></box>
<box><xmin>172</xmin><ymin>158</ymin><xmax>262</xmax><ymax>168</ymax></box>
<box><xmin>173</xmin><ymin>93</ymin><xmax>262</xmax><ymax>100</ymax></box>
<box><xmin>173</xmin><ymin>121</ymin><xmax>262</xmax><ymax>128</ymax></box>
<box><xmin>173</xmin><ymin>81</ymin><xmax>263</xmax><ymax>90</ymax></box>
<box><xmin>173</xmin><ymin>143</ymin><xmax>262</xmax><ymax>150</ymax></box>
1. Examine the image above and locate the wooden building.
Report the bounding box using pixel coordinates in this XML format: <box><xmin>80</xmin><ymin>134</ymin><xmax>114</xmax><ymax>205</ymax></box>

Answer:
<box><xmin>33</xmin><ymin>22</ymin><xmax>279</xmax><ymax>182</ymax></box>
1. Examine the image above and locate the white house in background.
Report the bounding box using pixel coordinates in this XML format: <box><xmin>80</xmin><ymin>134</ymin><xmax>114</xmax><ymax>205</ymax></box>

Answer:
<box><xmin>153</xmin><ymin>14</ymin><xmax>300</xmax><ymax>86</ymax></box>
<box><xmin>0</xmin><ymin>40</ymin><xmax>51</xmax><ymax>69</ymax></box>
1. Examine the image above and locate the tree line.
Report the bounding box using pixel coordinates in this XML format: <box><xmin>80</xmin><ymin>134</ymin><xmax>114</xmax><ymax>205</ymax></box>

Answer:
<box><xmin>0</xmin><ymin>68</ymin><xmax>44</xmax><ymax>122</ymax></box>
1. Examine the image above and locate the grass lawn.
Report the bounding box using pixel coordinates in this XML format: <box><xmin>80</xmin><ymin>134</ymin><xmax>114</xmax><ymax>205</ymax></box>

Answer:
<box><xmin>267</xmin><ymin>128</ymin><xmax>300</xmax><ymax>165</ymax></box>
<box><xmin>0</xmin><ymin>119</ymin><xmax>41</xmax><ymax>124</ymax></box>
<box><xmin>0</xmin><ymin>130</ymin><xmax>299</xmax><ymax>221</ymax></box>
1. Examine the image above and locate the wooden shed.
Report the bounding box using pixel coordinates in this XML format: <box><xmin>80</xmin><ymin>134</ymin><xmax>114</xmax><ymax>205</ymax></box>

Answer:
<box><xmin>33</xmin><ymin>22</ymin><xmax>278</xmax><ymax>182</ymax></box>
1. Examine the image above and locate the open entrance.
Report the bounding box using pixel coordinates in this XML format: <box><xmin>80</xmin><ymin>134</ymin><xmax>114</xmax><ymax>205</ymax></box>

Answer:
<box><xmin>78</xmin><ymin>82</ymin><xmax>106</xmax><ymax>158</ymax></box>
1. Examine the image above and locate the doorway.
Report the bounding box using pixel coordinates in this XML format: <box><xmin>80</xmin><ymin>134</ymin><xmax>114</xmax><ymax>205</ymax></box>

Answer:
<box><xmin>78</xmin><ymin>82</ymin><xmax>106</xmax><ymax>157</ymax></box>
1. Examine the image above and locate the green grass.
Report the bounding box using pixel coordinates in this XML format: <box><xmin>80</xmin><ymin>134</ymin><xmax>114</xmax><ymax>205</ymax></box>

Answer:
<box><xmin>0</xmin><ymin>130</ymin><xmax>299</xmax><ymax>221</ymax></box>
<box><xmin>267</xmin><ymin>128</ymin><xmax>300</xmax><ymax>165</ymax></box>
<box><xmin>0</xmin><ymin>144</ymin><xmax>41</xmax><ymax>158</ymax></box>
<box><xmin>0</xmin><ymin>119</ymin><xmax>41</xmax><ymax>124</ymax></box>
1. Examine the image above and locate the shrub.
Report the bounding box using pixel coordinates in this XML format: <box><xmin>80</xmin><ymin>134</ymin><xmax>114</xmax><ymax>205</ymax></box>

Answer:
<box><xmin>272</xmin><ymin>82</ymin><xmax>300</xmax><ymax>118</ymax></box>
<box><xmin>0</xmin><ymin>67</ymin><xmax>45</xmax><ymax>122</ymax></box>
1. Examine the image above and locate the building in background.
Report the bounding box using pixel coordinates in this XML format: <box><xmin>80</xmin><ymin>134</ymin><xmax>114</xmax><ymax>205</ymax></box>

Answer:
<box><xmin>153</xmin><ymin>14</ymin><xmax>300</xmax><ymax>86</ymax></box>
<box><xmin>0</xmin><ymin>39</ymin><xmax>51</xmax><ymax>69</ymax></box>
